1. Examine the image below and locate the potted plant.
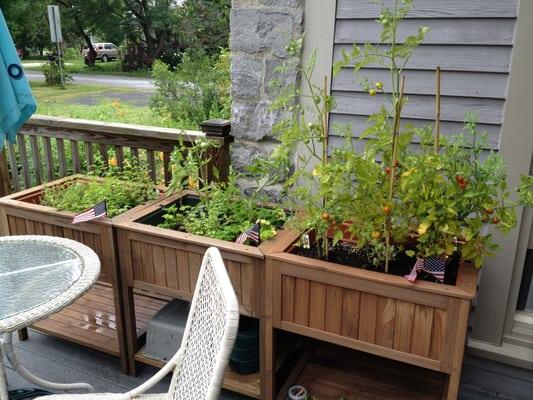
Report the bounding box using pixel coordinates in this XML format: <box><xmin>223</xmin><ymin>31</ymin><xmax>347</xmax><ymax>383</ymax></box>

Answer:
<box><xmin>113</xmin><ymin>138</ymin><xmax>287</xmax><ymax>396</ymax></box>
<box><xmin>260</xmin><ymin>1</ymin><xmax>532</xmax><ymax>399</ymax></box>
<box><xmin>0</xmin><ymin>162</ymin><xmax>161</xmax><ymax>373</ymax></box>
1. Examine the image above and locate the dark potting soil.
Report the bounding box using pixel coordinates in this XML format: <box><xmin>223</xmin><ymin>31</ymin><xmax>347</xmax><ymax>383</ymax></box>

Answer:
<box><xmin>292</xmin><ymin>240</ymin><xmax>460</xmax><ymax>285</ymax></box>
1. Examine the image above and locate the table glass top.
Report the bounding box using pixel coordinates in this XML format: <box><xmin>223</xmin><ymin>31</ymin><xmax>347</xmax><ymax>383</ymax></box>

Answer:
<box><xmin>0</xmin><ymin>239</ymin><xmax>83</xmax><ymax>323</ymax></box>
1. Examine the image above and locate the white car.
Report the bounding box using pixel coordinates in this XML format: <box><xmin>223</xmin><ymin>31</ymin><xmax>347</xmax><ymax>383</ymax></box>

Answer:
<box><xmin>82</xmin><ymin>43</ymin><xmax>121</xmax><ymax>63</ymax></box>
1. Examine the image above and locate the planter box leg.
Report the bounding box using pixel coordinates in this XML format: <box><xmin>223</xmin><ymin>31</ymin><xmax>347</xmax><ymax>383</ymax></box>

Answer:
<box><xmin>123</xmin><ymin>286</ymin><xmax>139</xmax><ymax>376</ymax></box>
<box><xmin>17</xmin><ymin>329</ymin><xmax>28</xmax><ymax>342</ymax></box>
<box><xmin>444</xmin><ymin>300</ymin><xmax>470</xmax><ymax>400</ymax></box>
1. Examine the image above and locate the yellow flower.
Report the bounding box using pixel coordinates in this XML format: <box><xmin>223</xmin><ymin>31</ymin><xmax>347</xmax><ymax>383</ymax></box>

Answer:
<box><xmin>417</xmin><ymin>222</ymin><xmax>430</xmax><ymax>235</ymax></box>
<box><xmin>401</xmin><ymin>168</ymin><xmax>416</xmax><ymax>178</ymax></box>
<box><xmin>312</xmin><ymin>167</ymin><xmax>321</xmax><ymax>177</ymax></box>
<box><xmin>188</xmin><ymin>176</ymin><xmax>199</xmax><ymax>190</ymax></box>
<box><xmin>109</xmin><ymin>157</ymin><xmax>118</xmax><ymax>167</ymax></box>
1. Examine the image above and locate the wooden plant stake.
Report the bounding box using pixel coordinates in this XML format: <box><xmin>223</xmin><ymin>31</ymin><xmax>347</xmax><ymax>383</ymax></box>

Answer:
<box><xmin>384</xmin><ymin>75</ymin><xmax>406</xmax><ymax>273</ymax></box>
<box><xmin>434</xmin><ymin>66</ymin><xmax>441</xmax><ymax>153</ymax></box>
<box><xmin>322</xmin><ymin>75</ymin><xmax>330</xmax><ymax>259</ymax></box>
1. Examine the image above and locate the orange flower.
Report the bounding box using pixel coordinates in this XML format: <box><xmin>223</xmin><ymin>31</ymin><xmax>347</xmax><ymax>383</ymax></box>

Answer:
<box><xmin>109</xmin><ymin>157</ymin><xmax>118</xmax><ymax>167</ymax></box>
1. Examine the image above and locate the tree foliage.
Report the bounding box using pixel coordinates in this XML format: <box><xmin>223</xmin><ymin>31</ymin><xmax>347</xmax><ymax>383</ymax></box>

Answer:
<box><xmin>1</xmin><ymin>0</ymin><xmax>50</xmax><ymax>56</ymax></box>
<box><xmin>2</xmin><ymin>0</ymin><xmax>230</xmax><ymax>68</ymax></box>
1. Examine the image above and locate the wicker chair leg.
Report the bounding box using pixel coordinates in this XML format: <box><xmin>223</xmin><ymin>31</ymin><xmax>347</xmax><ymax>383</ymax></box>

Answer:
<box><xmin>17</xmin><ymin>329</ymin><xmax>28</xmax><ymax>342</ymax></box>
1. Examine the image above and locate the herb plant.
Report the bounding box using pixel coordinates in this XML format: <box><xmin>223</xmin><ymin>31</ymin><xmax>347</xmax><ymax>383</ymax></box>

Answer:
<box><xmin>159</xmin><ymin>140</ymin><xmax>287</xmax><ymax>244</ymax></box>
<box><xmin>41</xmin><ymin>163</ymin><xmax>158</xmax><ymax>218</ymax></box>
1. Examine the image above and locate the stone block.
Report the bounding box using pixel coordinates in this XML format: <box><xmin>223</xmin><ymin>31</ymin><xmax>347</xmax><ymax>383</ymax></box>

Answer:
<box><xmin>230</xmin><ymin>9</ymin><xmax>298</xmax><ymax>58</ymax></box>
<box><xmin>231</xmin><ymin>54</ymin><xmax>263</xmax><ymax>100</ymax></box>
<box><xmin>264</xmin><ymin>58</ymin><xmax>299</xmax><ymax>98</ymax></box>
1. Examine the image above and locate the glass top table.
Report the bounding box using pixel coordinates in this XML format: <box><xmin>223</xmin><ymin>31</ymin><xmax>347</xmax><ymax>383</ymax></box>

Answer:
<box><xmin>0</xmin><ymin>235</ymin><xmax>100</xmax><ymax>400</ymax></box>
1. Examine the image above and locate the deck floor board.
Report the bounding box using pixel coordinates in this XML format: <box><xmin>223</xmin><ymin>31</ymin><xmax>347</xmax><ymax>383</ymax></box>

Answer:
<box><xmin>31</xmin><ymin>284</ymin><xmax>165</xmax><ymax>356</ymax></box>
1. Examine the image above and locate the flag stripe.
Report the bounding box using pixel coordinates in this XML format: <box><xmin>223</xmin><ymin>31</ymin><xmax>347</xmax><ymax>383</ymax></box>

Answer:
<box><xmin>235</xmin><ymin>223</ymin><xmax>260</xmax><ymax>245</ymax></box>
<box><xmin>72</xmin><ymin>202</ymin><xmax>107</xmax><ymax>224</ymax></box>
<box><xmin>404</xmin><ymin>257</ymin><xmax>446</xmax><ymax>283</ymax></box>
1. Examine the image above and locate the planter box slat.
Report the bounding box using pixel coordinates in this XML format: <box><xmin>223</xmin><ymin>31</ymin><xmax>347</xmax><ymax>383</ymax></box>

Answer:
<box><xmin>274</xmin><ymin>266</ymin><xmax>457</xmax><ymax>370</ymax></box>
<box><xmin>120</xmin><ymin>232</ymin><xmax>262</xmax><ymax>318</ymax></box>
<box><xmin>122</xmin><ymin>227</ymin><xmax>260</xmax><ymax>264</ymax></box>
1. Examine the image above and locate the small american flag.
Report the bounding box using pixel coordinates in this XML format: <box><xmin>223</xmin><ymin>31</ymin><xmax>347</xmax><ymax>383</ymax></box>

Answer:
<box><xmin>235</xmin><ymin>222</ymin><xmax>260</xmax><ymax>245</ymax></box>
<box><xmin>405</xmin><ymin>257</ymin><xmax>446</xmax><ymax>283</ymax></box>
<box><xmin>72</xmin><ymin>201</ymin><xmax>107</xmax><ymax>224</ymax></box>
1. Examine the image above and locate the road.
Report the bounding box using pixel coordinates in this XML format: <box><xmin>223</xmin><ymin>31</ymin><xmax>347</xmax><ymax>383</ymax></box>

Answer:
<box><xmin>25</xmin><ymin>71</ymin><xmax>155</xmax><ymax>90</ymax></box>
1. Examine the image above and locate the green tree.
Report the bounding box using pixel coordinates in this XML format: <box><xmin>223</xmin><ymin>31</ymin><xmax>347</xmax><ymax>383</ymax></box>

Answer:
<box><xmin>177</xmin><ymin>0</ymin><xmax>231</xmax><ymax>55</ymax></box>
<box><xmin>1</xmin><ymin>0</ymin><xmax>49</xmax><ymax>56</ymax></box>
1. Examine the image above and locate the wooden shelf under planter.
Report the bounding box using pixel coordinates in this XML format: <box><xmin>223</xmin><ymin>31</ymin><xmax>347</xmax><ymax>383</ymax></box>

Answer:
<box><xmin>134</xmin><ymin>347</ymin><xmax>261</xmax><ymax>399</ymax></box>
<box><xmin>263</xmin><ymin>229</ymin><xmax>478</xmax><ymax>400</ymax></box>
<box><xmin>0</xmin><ymin>175</ymin><xmax>163</xmax><ymax>374</ymax></box>
<box><xmin>32</xmin><ymin>283</ymin><xmax>166</xmax><ymax>358</ymax></box>
<box><xmin>278</xmin><ymin>342</ymin><xmax>446</xmax><ymax>400</ymax></box>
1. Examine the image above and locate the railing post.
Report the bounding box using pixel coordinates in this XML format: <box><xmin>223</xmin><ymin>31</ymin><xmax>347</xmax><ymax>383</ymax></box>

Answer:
<box><xmin>200</xmin><ymin>119</ymin><xmax>233</xmax><ymax>183</ymax></box>
<box><xmin>0</xmin><ymin>149</ymin><xmax>11</xmax><ymax>197</ymax></box>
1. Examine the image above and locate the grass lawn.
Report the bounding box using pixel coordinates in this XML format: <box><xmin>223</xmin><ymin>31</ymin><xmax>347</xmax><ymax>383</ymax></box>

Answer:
<box><xmin>31</xmin><ymin>82</ymin><xmax>183</xmax><ymax>129</ymax></box>
<box><xmin>23</xmin><ymin>57</ymin><xmax>151</xmax><ymax>78</ymax></box>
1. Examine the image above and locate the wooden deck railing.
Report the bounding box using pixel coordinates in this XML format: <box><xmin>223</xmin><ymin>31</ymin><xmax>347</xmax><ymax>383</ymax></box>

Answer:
<box><xmin>0</xmin><ymin>115</ymin><xmax>233</xmax><ymax>196</ymax></box>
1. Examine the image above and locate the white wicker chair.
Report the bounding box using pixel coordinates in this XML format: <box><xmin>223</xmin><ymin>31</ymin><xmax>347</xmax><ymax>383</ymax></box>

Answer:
<box><xmin>37</xmin><ymin>247</ymin><xmax>240</xmax><ymax>400</ymax></box>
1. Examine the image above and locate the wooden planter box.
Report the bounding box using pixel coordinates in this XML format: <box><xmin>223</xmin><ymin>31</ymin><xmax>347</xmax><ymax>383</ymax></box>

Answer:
<box><xmin>263</xmin><ymin>230</ymin><xmax>478</xmax><ymax>400</ymax></box>
<box><xmin>114</xmin><ymin>190</ymin><xmax>277</xmax><ymax>398</ymax></box>
<box><xmin>0</xmin><ymin>175</ymin><xmax>162</xmax><ymax>374</ymax></box>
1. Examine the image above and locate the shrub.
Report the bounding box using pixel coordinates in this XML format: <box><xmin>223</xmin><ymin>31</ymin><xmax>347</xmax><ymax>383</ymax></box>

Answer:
<box><xmin>63</xmin><ymin>47</ymin><xmax>80</xmax><ymax>60</ymax></box>
<box><xmin>42</xmin><ymin>57</ymin><xmax>72</xmax><ymax>86</ymax></box>
<box><xmin>150</xmin><ymin>50</ymin><xmax>230</xmax><ymax>129</ymax></box>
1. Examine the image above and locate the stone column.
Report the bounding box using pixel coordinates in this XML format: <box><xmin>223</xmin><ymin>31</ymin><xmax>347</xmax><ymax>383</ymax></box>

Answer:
<box><xmin>230</xmin><ymin>0</ymin><xmax>304</xmax><ymax>194</ymax></box>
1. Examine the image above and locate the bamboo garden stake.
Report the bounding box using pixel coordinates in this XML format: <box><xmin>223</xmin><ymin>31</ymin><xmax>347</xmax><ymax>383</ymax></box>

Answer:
<box><xmin>322</xmin><ymin>75</ymin><xmax>330</xmax><ymax>259</ymax></box>
<box><xmin>434</xmin><ymin>66</ymin><xmax>441</xmax><ymax>153</ymax></box>
<box><xmin>384</xmin><ymin>75</ymin><xmax>406</xmax><ymax>273</ymax></box>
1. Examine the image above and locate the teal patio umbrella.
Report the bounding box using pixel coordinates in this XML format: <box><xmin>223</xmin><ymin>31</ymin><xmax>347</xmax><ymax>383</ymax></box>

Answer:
<box><xmin>0</xmin><ymin>9</ymin><xmax>36</xmax><ymax>150</ymax></box>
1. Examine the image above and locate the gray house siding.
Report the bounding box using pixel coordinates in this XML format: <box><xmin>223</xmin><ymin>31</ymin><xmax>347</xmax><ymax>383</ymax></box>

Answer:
<box><xmin>330</xmin><ymin>0</ymin><xmax>519</xmax><ymax>152</ymax></box>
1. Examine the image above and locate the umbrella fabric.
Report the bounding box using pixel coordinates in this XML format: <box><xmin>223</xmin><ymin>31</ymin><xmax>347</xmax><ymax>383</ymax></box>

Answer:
<box><xmin>0</xmin><ymin>9</ymin><xmax>36</xmax><ymax>150</ymax></box>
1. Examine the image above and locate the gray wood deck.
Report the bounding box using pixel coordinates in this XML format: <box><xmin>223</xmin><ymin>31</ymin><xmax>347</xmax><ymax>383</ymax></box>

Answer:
<box><xmin>4</xmin><ymin>330</ymin><xmax>249</xmax><ymax>399</ymax></box>
<box><xmin>3</xmin><ymin>330</ymin><xmax>532</xmax><ymax>399</ymax></box>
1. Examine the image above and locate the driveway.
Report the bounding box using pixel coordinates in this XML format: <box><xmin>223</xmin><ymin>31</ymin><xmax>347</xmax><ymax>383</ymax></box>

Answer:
<box><xmin>25</xmin><ymin>71</ymin><xmax>155</xmax><ymax>91</ymax></box>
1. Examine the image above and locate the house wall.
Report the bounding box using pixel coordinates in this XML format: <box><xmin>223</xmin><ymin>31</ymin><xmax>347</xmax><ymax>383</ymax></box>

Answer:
<box><xmin>330</xmin><ymin>0</ymin><xmax>518</xmax><ymax>151</ymax></box>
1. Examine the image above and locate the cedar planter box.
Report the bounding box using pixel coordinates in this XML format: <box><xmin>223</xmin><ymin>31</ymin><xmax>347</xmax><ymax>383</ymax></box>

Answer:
<box><xmin>263</xmin><ymin>229</ymin><xmax>478</xmax><ymax>400</ymax></box>
<box><xmin>114</xmin><ymin>190</ymin><xmax>276</xmax><ymax>398</ymax></box>
<box><xmin>0</xmin><ymin>175</ymin><xmax>162</xmax><ymax>374</ymax></box>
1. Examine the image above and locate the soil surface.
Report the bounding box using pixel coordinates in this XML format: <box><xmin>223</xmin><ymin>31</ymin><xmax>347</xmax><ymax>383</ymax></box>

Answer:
<box><xmin>293</xmin><ymin>240</ymin><xmax>459</xmax><ymax>285</ymax></box>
